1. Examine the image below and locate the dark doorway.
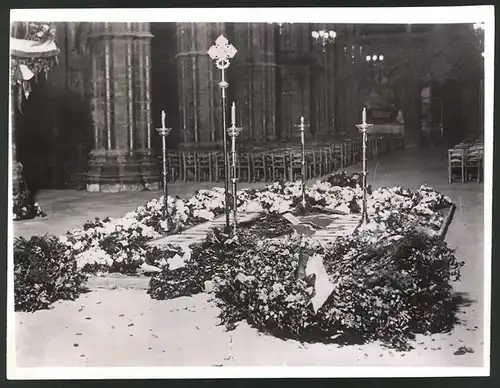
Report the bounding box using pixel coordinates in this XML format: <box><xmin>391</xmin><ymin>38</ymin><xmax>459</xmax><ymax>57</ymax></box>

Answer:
<box><xmin>441</xmin><ymin>78</ymin><xmax>465</xmax><ymax>147</ymax></box>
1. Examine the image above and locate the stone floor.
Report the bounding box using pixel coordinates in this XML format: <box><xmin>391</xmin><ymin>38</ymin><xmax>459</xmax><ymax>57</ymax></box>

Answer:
<box><xmin>11</xmin><ymin>147</ymin><xmax>487</xmax><ymax>370</ymax></box>
<box><xmin>13</xmin><ymin>181</ymin><xmax>268</xmax><ymax>239</ymax></box>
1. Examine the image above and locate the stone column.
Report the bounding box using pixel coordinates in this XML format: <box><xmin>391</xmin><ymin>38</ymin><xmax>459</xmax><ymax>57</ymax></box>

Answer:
<box><xmin>176</xmin><ymin>22</ymin><xmax>225</xmax><ymax>148</ymax></box>
<box><xmin>278</xmin><ymin>23</ymin><xmax>312</xmax><ymax>140</ymax></box>
<box><xmin>11</xmin><ymin>86</ymin><xmax>23</xmax><ymax>195</ymax></box>
<box><xmin>344</xmin><ymin>25</ymin><xmax>360</xmax><ymax>137</ymax></box>
<box><xmin>402</xmin><ymin>24</ymin><xmax>420</xmax><ymax>148</ymax></box>
<box><xmin>232</xmin><ymin>23</ymin><xmax>277</xmax><ymax>143</ymax></box>
<box><xmin>11</xmin><ymin>77</ymin><xmax>39</xmax><ymax>220</ymax></box>
<box><xmin>327</xmin><ymin>25</ymin><xmax>337</xmax><ymax>135</ymax></box>
<box><xmin>134</xmin><ymin>22</ymin><xmax>159</xmax><ymax>188</ymax></box>
<box><xmin>86</xmin><ymin>22</ymin><xmax>159</xmax><ymax>192</ymax></box>
<box><xmin>335</xmin><ymin>27</ymin><xmax>347</xmax><ymax>136</ymax></box>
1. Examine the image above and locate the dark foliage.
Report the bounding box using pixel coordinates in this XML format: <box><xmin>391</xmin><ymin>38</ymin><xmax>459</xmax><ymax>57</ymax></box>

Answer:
<box><xmin>326</xmin><ymin>171</ymin><xmax>373</xmax><ymax>194</ymax></box>
<box><xmin>14</xmin><ymin>235</ymin><xmax>88</xmax><ymax>312</ymax></box>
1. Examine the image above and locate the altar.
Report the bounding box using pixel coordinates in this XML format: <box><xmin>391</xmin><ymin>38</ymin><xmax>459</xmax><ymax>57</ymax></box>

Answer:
<box><xmin>369</xmin><ymin>123</ymin><xmax>404</xmax><ymax>135</ymax></box>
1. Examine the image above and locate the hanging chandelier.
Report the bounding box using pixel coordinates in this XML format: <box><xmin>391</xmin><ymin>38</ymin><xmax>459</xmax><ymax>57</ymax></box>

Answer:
<box><xmin>311</xmin><ymin>29</ymin><xmax>336</xmax><ymax>52</ymax></box>
<box><xmin>311</xmin><ymin>29</ymin><xmax>336</xmax><ymax>44</ymax></box>
<box><xmin>473</xmin><ymin>22</ymin><xmax>485</xmax><ymax>31</ymax></box>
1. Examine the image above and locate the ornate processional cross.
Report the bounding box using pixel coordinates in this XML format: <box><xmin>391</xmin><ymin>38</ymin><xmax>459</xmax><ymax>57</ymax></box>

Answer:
<box><xmin>207</xmin><ymin>35</ymin><xmax>238</xmax><ymax>71</ymax></box>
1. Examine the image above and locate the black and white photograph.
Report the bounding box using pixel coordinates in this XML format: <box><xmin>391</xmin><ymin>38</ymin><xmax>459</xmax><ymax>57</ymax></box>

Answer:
<box><xmin>7</xmin><ymin>6</ymin><xmax>493</xmax><ymax>379</ymax></box>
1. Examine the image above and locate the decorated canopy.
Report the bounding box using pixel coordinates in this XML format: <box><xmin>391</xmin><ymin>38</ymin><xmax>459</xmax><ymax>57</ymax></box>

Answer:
<box><xmin>10</xmin><ymin>22</ymin><xmax>59</xmax><ymax>109</ymax></box>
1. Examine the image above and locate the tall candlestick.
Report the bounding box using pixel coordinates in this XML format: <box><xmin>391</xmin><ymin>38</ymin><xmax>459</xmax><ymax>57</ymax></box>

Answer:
<box><xmin>227</xmin><ymin>121</ymin><xmax>243</xmax><ymax>238</ymax></box>
<box><xmin>295</xmin><ymin>116</ymin><xmax>310</xmax><ymax>211</ymax></box>
<box><xmin>355</xmin><ymin>110</ymin><xmax>373</xmax><ymax>228</ymax></box>
<box><xmin>208</xmin><ymin>35</ymin><xmax>238</xmax><ymax>230</ymax></box>
<box><xmin>231</xmin><ymin>102</ymin><xmax>236</xmax><ymax>126</ymax></box>
<box><xmin>156</xmin><ymin>119</ymin><xmax>173</xmax><ymax>230</ymax></box>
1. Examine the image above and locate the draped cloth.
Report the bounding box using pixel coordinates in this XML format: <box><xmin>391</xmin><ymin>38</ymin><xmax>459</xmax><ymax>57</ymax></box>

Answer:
<box><xmin>10</xmin><ymin>37</ymin><xmax>59</xmax><ymax>59</ymax></box>
<box><xmin>10</xmin><ymin>24</ymin><xmax>59</xmax><ymax>220</ymax></box>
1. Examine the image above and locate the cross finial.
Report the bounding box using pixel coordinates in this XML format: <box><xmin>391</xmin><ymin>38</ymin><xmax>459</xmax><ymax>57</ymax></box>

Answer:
<box><xmin>294</xmin><ymin>116</ymin><xmax>310</xmax><ymax>132</ymax></box>
<box><xmin>227</xmin><ymin>124</ymin><xmax>243</xmax><ymax>138</ymax></box>
<box><xmin>208</xmin><ymin>34</ymin><xmax>238</xmax><ymax>70</ymax></box>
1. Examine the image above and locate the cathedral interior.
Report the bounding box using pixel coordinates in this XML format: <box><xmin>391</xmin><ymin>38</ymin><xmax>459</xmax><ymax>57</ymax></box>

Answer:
<box><xmin>12</xmin><ymin>22</ymin><xmax>484</xmax><ymax>193</ymax></box>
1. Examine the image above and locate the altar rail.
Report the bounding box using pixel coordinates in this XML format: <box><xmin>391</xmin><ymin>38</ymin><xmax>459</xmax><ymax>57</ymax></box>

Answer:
<box><xmin>159</xmin><ymin>135</ymin><xmax>404</xmax><ymax>183</ymax></box>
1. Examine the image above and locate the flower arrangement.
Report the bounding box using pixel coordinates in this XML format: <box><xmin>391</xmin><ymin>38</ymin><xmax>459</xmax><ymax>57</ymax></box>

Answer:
<box><xmin>13</xmin><ymin>185</ymin><xmax>46</xmax><ymax>221</ymax></box>
<box><xmin>14</xmin><ymin>235</ymin><xmax>88</xmax><ymax>312</ymax></box>
<box><xmin>15</xmin><ymin>170</ymin><xmax>455</xmax><ymax>326</ymax></box>
<box><xmin>148</xmin><ymin>221</ymin><xmax>463</xmax><ymax>350</ymax></box>
<box><xmin>24</xmin><ymin>172</ymin><xmax>450</xmax><ymax>275</ymax></box>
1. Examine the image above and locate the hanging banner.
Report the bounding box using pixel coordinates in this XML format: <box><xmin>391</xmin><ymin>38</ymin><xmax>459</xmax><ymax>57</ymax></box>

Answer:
<box><xmin>10</xmin><ymin>37</ymin><xmax>59</xmax><ymax>58</ymax></box>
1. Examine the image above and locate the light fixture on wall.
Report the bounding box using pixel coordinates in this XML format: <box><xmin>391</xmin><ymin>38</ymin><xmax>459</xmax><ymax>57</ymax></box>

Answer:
<box><xmin>473</xmin><ymin>22</ymin><xmax>485</xmax><ymax>31</ymax></box>
<box><xmin>311</xmin><ymin>29</ymin><xmax>336</xmax><ymax>52</ymax></box>
<box><xmin>473</xmin><ymin>22</ymin><xmax>485</xmax><ymax>58</ymax></box>
<box><xmin>268</xmin><ymin>22</ymin><xmax>293</xmax><ymax>34</ymax></box>
<box><xmin>366</xmin><ymin>54</ymin><xmax>384</xmax><ymax>62</ymax></box>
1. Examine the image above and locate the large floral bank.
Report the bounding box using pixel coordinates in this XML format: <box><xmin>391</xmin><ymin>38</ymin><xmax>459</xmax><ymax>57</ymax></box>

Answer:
<box><xmin>14</xmin><ymin>172</ymin><xmax>462</xmax><ymax>350</ymax></box>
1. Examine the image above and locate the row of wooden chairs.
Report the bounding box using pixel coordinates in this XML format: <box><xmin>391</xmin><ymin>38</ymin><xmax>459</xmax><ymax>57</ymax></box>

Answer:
<box><xmin>157</xmin><ymin>135</ymin><xmax>402</xmax><ymax>183</ymax></box>
<box><xmin>448</xmin><ymin>138</ymin><xmax>484</xmax><ymax>183</ymax></box>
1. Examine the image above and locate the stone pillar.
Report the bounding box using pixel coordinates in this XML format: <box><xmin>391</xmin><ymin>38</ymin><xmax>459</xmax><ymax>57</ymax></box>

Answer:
<box><xmin>402</xmin><ymin>24</ymin><xmax>420</xmax><ymax>148</ymax></box>
<box><xmin>11</xmin><ymin>82</ymin><xmax>38</xmax><ymax>220</ymax></box>
<box><xmin>134</xmin><ymin>22</ymin><xmax>159</xmax><ymax>188</ymax></box>
<box><xmin>11</xmin><ymin>87</ymin><xmax>23</xmax><ymax>195</ymax></box>
<box><xmin>86</xmin><ymin>22</ymin><xmax>159</xmax><ymax>192</ymax></box>
<box><xmin>176</xmin><ymin>22</ymin><xmax>225</xmax><ymax>148</ymax></box>
<box><xmin>232</xmin><ymin>23</ymin><xmax>277</xmax><ymax>142</ymax></box>
<box><xmin>335</xmin><ymin>27</ymin><xmax>347</xmax><ymax>136</ymax></box>
<box><xmin>278</xmin><ymin>23</ymin><xmax>312</xmax><ymax>140</ymax></box>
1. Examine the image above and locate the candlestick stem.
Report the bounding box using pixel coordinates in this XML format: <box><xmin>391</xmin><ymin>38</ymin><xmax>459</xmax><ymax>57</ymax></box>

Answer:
<box><xmin>295</xmin><ymin>116</ymin><xmax>309</xmax><ymax>211</ymax></box>
<box><xmin>355</xmin><ymin>115</ymin><xmax>373</xmax><ymax>229</ymax></box>
<box><xmin>227</xmin><ymin>122</ymin><xmax>243</xmax><ymax>238</ymax></box>
<box><xmin>156</xmin><ymin>125</ymin><xmax>173</xmax><ymax>230</ymax></box>
<box><xmin>220</xmin><ymin>69</ymin><xmax>230</xmax><ymax>231</ymax></box>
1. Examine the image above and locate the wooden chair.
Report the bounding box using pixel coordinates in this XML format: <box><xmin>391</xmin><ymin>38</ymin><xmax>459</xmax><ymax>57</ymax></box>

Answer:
<box><xmin>354</xmin><ymin>138</ymin><xmax>362</xmax><ymax>163</ymax></box>
<box><xmin>250</xmin><ymin>153</ymin><xmax>267</xmax><ymax>182</ymax></box>
<box><xmin>305</xmin><ymin>151</ymin><xmax>315</xmax><ymax>179</ymax></box>
<box><xmin>448</xmin><ymin>148</ymin><xmax>466</xmax><ymax>184</ymax></box>
<box><xmin>197</xmin><ymin>152</ymin><xmax>213</xmax><ymax>182</ymax></box>
<box><xmin>332</xmin><ymin>143</ymin><xmax>343</xmax><ymax>170</ymax></box>
<box><xmin>288</xmin><ymin>152</ymin><xmax>303</xmax><ymax>182</ymax></box>
<box><xmin>167</xmin><ymin>151</ymin><xmax>182</xmax><ymax>181</ymax></box>
<box><xmin>237</xmin><ymin>152</ymin><xmax>251</xmax><ymax>182</ymax></box>
<box><xmin>214</xmin><ymin>152</ymin><xmax>226</xmax><ymax>182</ymax></box>
<box><xmin>344</xmin><ymin>140</ymin><xmax>354</xmax><ymax>167</ymax></box>
<box><xmin>312</xmin><ymin>149</ymin><xmax>323</xmax><ymax>177</ymax></box>
<box><xmin>320</xmin><ymin>147</ymin><xmax>330</xmax><ymax>175</ymax></box>
<box><xmin>264</xmin><ymin>153</ymin><xmax>274</xmax><ymax>182</ymax></box>
<box><xmin>272</xmin><ymin>153</ymin><xmax>288</xmax><ymax>182</ymax></box>
<box><xmin>182</xmin><ymin>151</ymin><xmax>198</xmax><ymax>182</ymax></box>
<box><xmin>465</xmin><ymin>148</ymin><xmax>483</xmax><ymax>183</ymax></box>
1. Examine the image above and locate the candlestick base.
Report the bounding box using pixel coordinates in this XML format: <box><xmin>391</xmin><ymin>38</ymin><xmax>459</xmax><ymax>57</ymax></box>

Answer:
<box><xmin>355</xmin><ymin>212</ymin><xmax>370</xmax><ymax>231</ymax></box>
<box><xmin>164</xmin><ymin>216</ymin><xmax>176</xmax><ymax>232</ymax></box>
